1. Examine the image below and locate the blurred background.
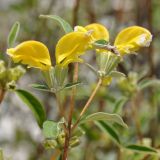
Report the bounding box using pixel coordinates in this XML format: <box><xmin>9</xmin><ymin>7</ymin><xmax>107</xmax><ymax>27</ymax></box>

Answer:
<box><xmin>0</xmin><ymin>0</ymin><xmax>160</xmax><ymax>160</ymax></box>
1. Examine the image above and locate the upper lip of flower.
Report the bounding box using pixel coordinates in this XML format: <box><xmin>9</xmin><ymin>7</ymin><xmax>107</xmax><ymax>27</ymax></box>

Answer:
<box><xmin>74</xmin><ymin>24</ymin><xmax>152</xmax><ymax>56</ymax></box>
<box><xmin>6</xmin><ymin>24</ymin><xmax>152</xmax><ymax>69</ymax></box>
<box><xmin>7</xmin><ymin>40</ymin><xmax>52</xmax><ymax>70</ymax></box>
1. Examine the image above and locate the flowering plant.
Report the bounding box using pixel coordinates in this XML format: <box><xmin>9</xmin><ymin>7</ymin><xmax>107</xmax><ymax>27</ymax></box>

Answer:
<box><xmin>1</xmin><ymin>15</ymin><xmax>160</xmax><ymax>160</ymax></box>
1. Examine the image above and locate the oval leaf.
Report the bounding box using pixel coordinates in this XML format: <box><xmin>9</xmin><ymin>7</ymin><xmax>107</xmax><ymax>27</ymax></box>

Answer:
<box><xmin>39</xmin><ymin>15</ymin><xmax>73</xmax><ymax>34</ymax></box>
<box><xmin>109</xmin><ymin>71</ymin><xmax>126</xmax><ymax>78</ymax></box>
<box><xmin>7</xmin><ymin>21</ymin><xmax>20</xmax><ymax>47</ymax></box>
<box><xmin>30</xmin><ymin>83</ymin><xmax>50</xmax><ymax>92</ymax></box>
<box><xmin>95</xmin><ymin>121</ymin><xmax>121</xmax><ymax>145</ymax></box>
<box><xmin>126</xmin><ymin>144</ymin><xmax>157</xmax><ymax>154</ymax></box>
<box><xmin>94</xmin><ymin>39</ymin><xmax>108</xmax><ymax>45</ymax></box>
<box><xmin>80</xmin><ymin>112</ymin><xmax>128</xmax><ymax>128</ymax></box>
<box><xmin>15</xmin><ymin>89</ymin><xmax>46</xmax><ymax>127</ymax></box>
<box><xmin>63</xmin><ymin>82</ymin><xmax>83</xmax><ymax>90</ymax></box>
<box><xmin>43</xmin><ymin>121</ymin><xmax>59</xmax><ymax>139</ymax></box>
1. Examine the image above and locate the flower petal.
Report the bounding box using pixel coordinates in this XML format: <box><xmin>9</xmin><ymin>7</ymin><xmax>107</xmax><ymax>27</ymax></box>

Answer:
<box><xmin>7</xmin><ymin>41</ymin><xmax>51</xmax><ymax>70</ymax></box>
<box><xmin>85</xmin><ymin>23</ymin><xmax>109</xmax><ymax>41</ymax></box>
<box><xmin>60</xmin><ymin>56</ymin><xmax>83</xmax><ymax>67</ymax></box>
<box><xmin>55</xmin><ymin>32</ymin><xmax>93</xmax><ymax>65</ymax></box>
<box><xmin>74</xmin><ymin>26</ymin><xmax>87</xmax><ymax>32</ymax></box>
<box><xmin>114</xmin><ymin>26</ymin><xmax>152</xmax><ymax>55</ymax></box>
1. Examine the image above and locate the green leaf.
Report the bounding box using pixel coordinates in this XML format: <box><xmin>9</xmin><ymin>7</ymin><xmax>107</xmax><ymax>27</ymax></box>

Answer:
<box><xmin>80</xmin><ymin>112</ymin><xmax>128</xmax><ymax>128</ymax></box>
<box><xmin>113</xmin><ymin>97</ymin><xmax>128</xmax><ymax>113</ymax></box>
<box><xmin>138</xmin><ymin>79</ymin><xmax>160</xmax><ymax>90</ymax></box>
<box><xmin>94</xmin><ymin>39</ymin><xmax>108</xmax><ymax>45</ymax></box>
<box><xmin>109</xmin><ymin>71</ymin><xmax>126</xmax><ymax>78</ymax></box>
<box><xmin>126</xmin><ymin>144</ymin><xmax>157</xmax><ymax>154</ymax></box>
<box><xmin>39</xmin><ymin>15</ymin><xmax>73</xmax><ymax>34</ymax></box>
<box><xmin>95</xmin><ymin>121</ymin><xmax>121</xmax><ymax>145</ymax></box>
<box><xmin>15</xmin><ymin>89</ymin><xmax>46</xmax><ymax>127</ymax></box>
<box><xmin>7</xmin><ymin>21</ymin><xmax>20</xmax><ymax>47</ymax></box>
<box><xmin>43</xmin><ymin>121</ymin><xmax>59</xmax><ymax>139</ymax></box>
<box><xmin>30</xmin><ymin>83</ymin><xmax>50</xmax><ymax>92</ymax></box>
<box><xmin>63</xmin><ymin>82</ymin><xmax>83</xmax><ymax>90</ymax></box>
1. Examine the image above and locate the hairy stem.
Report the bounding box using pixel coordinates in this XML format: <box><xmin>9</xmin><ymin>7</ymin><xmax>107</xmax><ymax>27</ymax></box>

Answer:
<box><xmin>55</xmin><ymin>92</ymin><xmax>65</xmax><ymax>118</ymax></box>
<box><xmin>72</xmin><ymin>78</ymin><xmax>102</xmax><ymax>131</ymax></box>
<box><xmin>62</xmin><ymin>0</ymin><xmax>81</xmax><ymax>158</ymax></box>
<box><xmin>62</xmin><ymin>63</ymin><xmax>79</xmax><ymax>160</ymax></box>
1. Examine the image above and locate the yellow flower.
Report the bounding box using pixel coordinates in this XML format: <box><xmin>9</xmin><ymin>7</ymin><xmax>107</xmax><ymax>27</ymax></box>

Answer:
<box><xmin>74</xmin><ymin>23</ymin><xmax>109</xmax><ymax>42</ymax></box>
<box><xmin>114</xmin><ymin>26</ymin><xmax>152</xmax><ymax>56</ymax></box>
<box><xmin>74</xmin><ymin>24</ymin><xmax>152</xmax><ymax>56</ymax></box>
<box><xmin>56</xmin><ymin>23</ymin><xmax>109</xmax><ymax>66</ymax></box>
<box><xmin>55</xmin><ymin>31</ymin><xmax>93</xmax><ymax>66</ymax></box>
<box><xmin>7</xmin><ymin>41</ymin><xmax>51</xmax><ymax>70</ymax></box>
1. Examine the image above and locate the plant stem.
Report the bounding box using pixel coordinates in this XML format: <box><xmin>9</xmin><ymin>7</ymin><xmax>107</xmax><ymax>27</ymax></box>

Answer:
<box><xmin>55</xmin><ymin>92</ymin><xmax>65</xmax><ymax>118</ymax></box>
<box><xmin>93</xmin><ymin>43</ymin><xmax>120</xmax><ymax>55</ymax></box>
<box><xmin>72</xmin><ymin>78</ymin><xmax>102</xmax><ymax>131</ymax></box>
<box><xmin>68</xmin><ymin>63</ymin><xmax>79</xmax><ymax>128</ymax></box>
<box><xmin>62</xmin><ymin>63</ymin><xmax>79</xmax><ymax>160</ymax></box>
<box><xmin>62</xmin><ymin>0</ymin><xmax>81</xmax><ymax>158</ymax></box>
<box><xmin>0</xmin><ymin>89</ymin><xmax>5</xmax><ymax>105</ymax></box>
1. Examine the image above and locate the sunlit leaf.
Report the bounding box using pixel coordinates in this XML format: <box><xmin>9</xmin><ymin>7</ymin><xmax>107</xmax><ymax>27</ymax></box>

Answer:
<box><xmin>15</xmin><ymin>89</ymin><xmax>46</xmax><ymax>127</ymax></box>
<box><xmin>40</xmin><ymin>15</ymin><xmax>73</xmax><ymax>34</ymax></box>
<box><xmin>80</xmin><ymin>112</ymin><xmax>128</xmax><ymax>128</ymax></box>
<box><xmin>109</xmin><ymin>71</ymin><xmax>126</xmax><ymax>78</ymax></box>
<box><xmin>7</xmin><ymin>21</ymin><xmax>20</xmax><ymax>47</ymax></box>
<box><xmin>43</xmin><ymin>121</ymin><xmax>59</xmax><ymax>139</ymax></box>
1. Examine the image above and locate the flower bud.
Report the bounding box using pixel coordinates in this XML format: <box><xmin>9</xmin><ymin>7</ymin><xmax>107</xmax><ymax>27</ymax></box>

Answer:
<box><xmin>57</xmin><ymin>132</ymin><xmax>65</xmax><ymax>148</ymax></box>
<box><xmin>6</xmin><ymin>80</ymin><xmax>16</xmax><ymax>90</ymax></box>
<box><xmin>0</xmin><ymin>60</ymin><xmax>6</xmax><ymax>80</ymax></box>
<box><xmin>43</xmin><ymin>139</ymin><xmax>58</xmax><ymax>149</ymax></box>
<box><xmin>7</xmin><ymin>65</ymin><xmax>26</xmax><ymax>81</ymax></box>
<box><xmin>70</xmin><ymin>137</ymin><xmax>80</xmax><ymax>148</ymax></box>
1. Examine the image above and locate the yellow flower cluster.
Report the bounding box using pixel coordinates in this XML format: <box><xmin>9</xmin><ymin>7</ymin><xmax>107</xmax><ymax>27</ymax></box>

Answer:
<box><xmin>7</xmin><ymin>24</ymin><xmax>152</xmax><ymax>70</ymax></box>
